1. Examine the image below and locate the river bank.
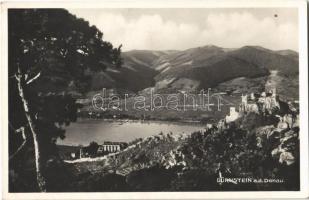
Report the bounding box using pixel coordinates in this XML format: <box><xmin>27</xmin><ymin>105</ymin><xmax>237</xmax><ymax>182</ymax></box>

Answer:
<box><xmin>57</xmin><ymin>118</ymin><xmax>206</xmax><ymax>146</ymax></box>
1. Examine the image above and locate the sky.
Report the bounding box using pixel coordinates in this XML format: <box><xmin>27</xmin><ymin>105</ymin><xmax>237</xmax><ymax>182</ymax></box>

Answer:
<box><xmin>68</xmin><ymin>8</ymin><xmax>298</xmax><ymax>52</ymax></box>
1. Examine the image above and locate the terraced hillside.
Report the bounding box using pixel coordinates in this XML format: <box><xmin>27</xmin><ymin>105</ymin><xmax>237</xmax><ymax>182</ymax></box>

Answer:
<box><xmin>84</xmin><ymin>45</ymin><xmax>298</xmax><ymax>100</ymax></box>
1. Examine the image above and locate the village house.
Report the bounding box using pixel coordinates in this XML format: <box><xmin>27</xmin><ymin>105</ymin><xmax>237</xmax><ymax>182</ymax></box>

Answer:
<box><xmin>258</xmin><ymin>88</ymin><xmax>280</xmax><ymax>114</ymax></box>
<box><xmin>97</xmin><ymin>141</ymin><xmax>128</xmax><ymax>154</ymax></box>
<box><xmin>225</xmin><ymin>107</ymin><xmax>240</xmax><ymax>123</ymax></box>
<box><xmin>239</xmin><ymin>93</ymin><xmax>259</xmax><ymax>113</ymax></box>
<box><xmin>78</xmin><ymin>141</ymin><xmax>128</xmax><ymax>159</ymax></box>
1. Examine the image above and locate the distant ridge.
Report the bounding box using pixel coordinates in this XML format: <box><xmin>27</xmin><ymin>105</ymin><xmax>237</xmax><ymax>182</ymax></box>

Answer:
<box><xmin>86</xmin><ymin>45</ymin><xmax>298</xmax><ymax>99</ymax></box>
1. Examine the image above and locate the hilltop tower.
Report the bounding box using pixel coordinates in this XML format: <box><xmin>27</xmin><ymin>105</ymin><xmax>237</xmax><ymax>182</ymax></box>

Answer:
<box><xmin>270</xmin><ymin>87</ymin><xmax>280</xmax><ymax>109</ymax></box>
<box><xmin>239</xmin><ymin>94</ymin><xmax>248</xmax><ymax>112</ymax></box>
<box><xmin>271</xmin><ymin>88</ymin><xmax>276</xmax><ymax>97</ymax></box>
<box><xmin>250</xmin><ymin>92</ymin><xmax>255</xmax><ymax>100</ymax></box>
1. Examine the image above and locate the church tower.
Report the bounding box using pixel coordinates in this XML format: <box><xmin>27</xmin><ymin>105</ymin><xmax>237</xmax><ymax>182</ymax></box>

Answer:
<box><xmin>240</xmin><ymin>94</ymin><xmax>248</xmax><ymax>112</ymax></box>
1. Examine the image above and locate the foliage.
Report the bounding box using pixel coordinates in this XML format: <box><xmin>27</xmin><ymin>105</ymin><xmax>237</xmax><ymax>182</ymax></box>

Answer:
<box><xmin>84</xmin><ymin>142</ymin><xmax>99</xmax><ymax>157</ymax></box>
<box><xmin>73</xmin><ymin>173</ymin><xmax>129</xmax><ymax>192</ymax></box>
<box><xmin>8</xmin><ymin>9</ymin><xmax>122</xmax><ymax>191</ymax></box>
<box><xmin>126</xmin><ymin>166</ymin><xmax>177</xmax><ymax>191</ymax></box>
<box><xmin>173</xmin><ymin>114</ymin><xmax>299</xmax><ymax>190</ymax></box>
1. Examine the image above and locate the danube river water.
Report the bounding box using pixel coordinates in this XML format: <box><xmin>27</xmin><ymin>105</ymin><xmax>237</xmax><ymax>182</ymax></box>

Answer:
<box><xmin>57</xmin><ymin>119</ymin><xmax>206</xmax><ymax>146</ymax></box>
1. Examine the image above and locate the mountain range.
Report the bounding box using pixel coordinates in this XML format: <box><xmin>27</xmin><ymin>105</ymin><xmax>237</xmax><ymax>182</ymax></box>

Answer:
<box><xmin>89</xmin><ymin>45</ymin><xmax>299</xmax><ymax>100</ymax></box>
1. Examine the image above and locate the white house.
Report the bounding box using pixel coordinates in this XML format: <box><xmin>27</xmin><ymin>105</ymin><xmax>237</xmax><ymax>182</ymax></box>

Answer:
<box><xmin>225</xmin><ymin>107</ymin><xmax>240</xmax><ymax>123</ymax></box>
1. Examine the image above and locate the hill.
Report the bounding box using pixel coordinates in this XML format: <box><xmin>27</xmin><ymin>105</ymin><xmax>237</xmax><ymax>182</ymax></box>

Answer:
<box><xmin>65</xmin><ymin>101</ymin><xmax>299</xmax><ymax>191</ymax></box>
<box><xmin>228</xmin><ymin>46</ymin><xmax>298</xmax><ymax>76</ymax></box>
<box><xmin>84</xmin><ymin>45</ymin><xmax>298</xmax><ymax>100</ymax></box>
<box><xmin>87</xmin><ymin>50</ymin><xmax>171</xmax><ymax>93</ymax></box>
<box><xmin>276</xmin><ymin>49</ymin><xmax>299</xmax><ymax>60</ymax></box>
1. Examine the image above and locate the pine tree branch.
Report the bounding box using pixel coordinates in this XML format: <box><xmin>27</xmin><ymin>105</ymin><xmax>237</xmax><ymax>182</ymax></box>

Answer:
<box><xmin>9</xmin><ymin>126</ymin><xmax>28</xmax><ymax>160</ymax></box>
<box><xmin>9</xmin><ymin>139</ymin><xmax>27</xmax><ymax>160</ymax></box>
<box><xmin>26</xmin><ymin>72</ymin><xmax>41</xmax><ymax>85</ymax></box>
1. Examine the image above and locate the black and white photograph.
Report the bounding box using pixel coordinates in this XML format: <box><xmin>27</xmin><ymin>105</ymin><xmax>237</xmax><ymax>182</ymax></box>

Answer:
<box><xmin>2</xmin><ymin>0</ymin><xmax>308</xmax><ymax>199</ymax></box>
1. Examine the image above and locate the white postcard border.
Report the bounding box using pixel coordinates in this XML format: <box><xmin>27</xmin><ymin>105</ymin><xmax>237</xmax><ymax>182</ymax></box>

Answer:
<box><xmin>1</xmin><ymin>0</ymin><xmax>308</xmax><ymax>199</ymax></box>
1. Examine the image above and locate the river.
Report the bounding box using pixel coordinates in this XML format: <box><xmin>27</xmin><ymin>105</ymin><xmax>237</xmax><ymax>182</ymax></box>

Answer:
<box><xmin>57</xmin><ymin>119</ymin><xmax>206</xmax><ymax>146</ymax></box>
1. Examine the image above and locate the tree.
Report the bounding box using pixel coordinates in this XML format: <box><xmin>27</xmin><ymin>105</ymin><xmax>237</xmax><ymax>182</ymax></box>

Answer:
<box><xmin>85</xmin><ymin>142</ymin><xmax>99</xmax><ymax>157</ymax></box>
<box><xmin>8</xmin><ymin>9</ymin><xmax>122</xmax><ymax>191</ymax></box>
